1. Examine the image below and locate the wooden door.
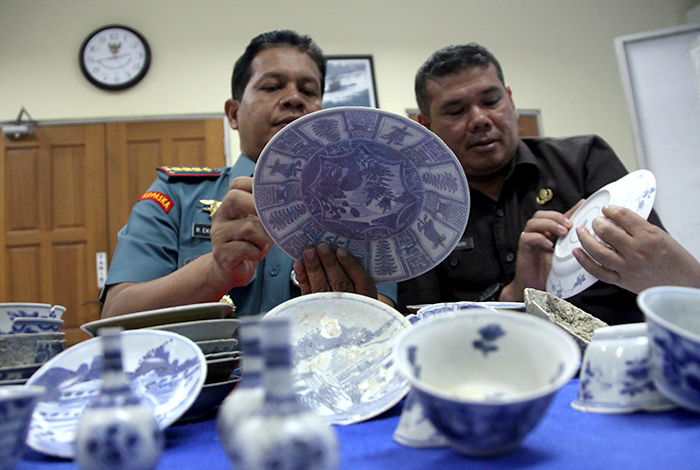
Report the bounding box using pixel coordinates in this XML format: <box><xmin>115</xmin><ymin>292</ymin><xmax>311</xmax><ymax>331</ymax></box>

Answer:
<box><xmin>1</xmin><ymin>117</ymin><xmax>226</xmax><ymax>346</ymax></box>
<box><xmin>105</xmin><ymin>119</ymin><xmax>226</xmax><ymax>257</ymax></box>
<box><xmin>0</xmin><ymin>125</ymin><xmax>108</xmax><ymax>345</ymax></box>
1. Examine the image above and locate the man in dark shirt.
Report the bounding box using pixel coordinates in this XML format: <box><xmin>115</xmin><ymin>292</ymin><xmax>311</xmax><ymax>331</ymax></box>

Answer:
<box><xmin>398</xmin><ymin>43</ymin><xmax>663</xmax><ymax>325</ymax></box>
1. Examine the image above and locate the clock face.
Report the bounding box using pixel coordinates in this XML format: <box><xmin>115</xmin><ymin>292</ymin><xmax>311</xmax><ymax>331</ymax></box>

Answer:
<box><xmin>80</xmin><ymin>25</ymin><xmax>151</xmax><ymax>91</ymax></box>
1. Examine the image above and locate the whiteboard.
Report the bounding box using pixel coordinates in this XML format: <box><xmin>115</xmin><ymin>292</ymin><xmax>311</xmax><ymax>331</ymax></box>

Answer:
<box><xmin>616</xmin><ymin>23</ymin><xmax>700</xmax><ymax>261</ymax></box>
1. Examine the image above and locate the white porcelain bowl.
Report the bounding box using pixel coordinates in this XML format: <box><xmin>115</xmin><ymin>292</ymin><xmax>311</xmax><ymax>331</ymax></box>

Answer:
<box><xmin>572</xmin><ymin>323</ymin><xmax>677</xmax><ymax>413</ymax></box>
<box><xmin>394</xmin><ymin>310</ymin><xmax>580</xmax><ymax>457</ymax></box>
<box><xmin>0</xmin><ymin>303</ymin><xmax>66</xmax><ymax>334</ymax></box>
<box><xmin>0</xmin><ymin>385</ymin><xmax>46</xmax><ymax>469</ymax></box>
<box><xmin>638</xmin><ymin>286</ymin><xmax>700</xmax><ymax>413</ymax></box>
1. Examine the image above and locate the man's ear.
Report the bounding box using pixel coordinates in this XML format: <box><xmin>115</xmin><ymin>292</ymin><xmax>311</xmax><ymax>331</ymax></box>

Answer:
<box><xmin>417</xmin><ymin>112</ymin><xmax>432</xmax><ymax>130</ymax></box>
<box><xmin>225</xmin><ymin>99</ymin><xmax>240</xmax><ymax>130</ymax></box>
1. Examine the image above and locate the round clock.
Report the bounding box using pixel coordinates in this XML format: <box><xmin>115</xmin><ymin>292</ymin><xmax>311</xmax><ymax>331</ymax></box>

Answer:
<box><xmin>79</xmin><ymin>25</ymin><xmax>151</xmax><ymax>91</ymax></box>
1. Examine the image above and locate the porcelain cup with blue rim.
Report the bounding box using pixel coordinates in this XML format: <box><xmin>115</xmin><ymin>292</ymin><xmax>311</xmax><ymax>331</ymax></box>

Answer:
<box><xmin>638</xmin><ymin>286</ymin><xmax>700</xmax><ymax>413</ymax></box>
<box><xmin>0</xmin><ymin>303</ymin><xmax>66</xmax><ymax>334</ymax></box>
<box><xmin>572</xmin><ymin>323</ymin><xmax>677</xmax><ymax>413</ymax></box>
<box><xmin>0</xmin><ymin>385</ymin><xmax>46</xmax><ymax>469</ymax></box>
<box><xmin>393</xmin><ymin>310</ymin><xmax>580</xmax><ymax>457</ymax></box>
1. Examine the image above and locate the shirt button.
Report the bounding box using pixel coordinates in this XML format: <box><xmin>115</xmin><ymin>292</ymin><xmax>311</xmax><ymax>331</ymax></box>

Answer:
<box><xmin>270</xmin><ymin>267</ymin><xmax>279</xmax><ymax>276</ymax></box>
<box><xmin>449</xmin><ymin>258</ymin><xmax>459</xmax><ymax>267</ymax></box>
<box><xmin>496</xmin><ymin>209</ymin><xmax>505</xmax><ymax>217</ymax></box>
<box><xmin>506</xmin><ymin>252</ymin><xmax>515</xmax><ymax>262</ymax></box>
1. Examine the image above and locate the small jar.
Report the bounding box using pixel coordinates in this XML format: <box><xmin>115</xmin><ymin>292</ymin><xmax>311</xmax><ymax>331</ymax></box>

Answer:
<box><xmin>226</xmin><ymin>319</ymin><xmax>339</xmax><ymax>470</ymax></box>
<box><xmin>217</xmin><ymin>320</ymin><xmax>266</xmax><ymax>454</ymax></box>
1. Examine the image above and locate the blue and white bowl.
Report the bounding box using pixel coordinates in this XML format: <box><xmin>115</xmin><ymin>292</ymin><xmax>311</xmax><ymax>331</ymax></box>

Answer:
<box><xmin>394</xmin><ymin>310</ymin><xmax>580</xmax><ymax>457</ymax></box>
<box><xmin>0</xmin><ymin>303</ymin><xmax>66</xmax><ymax>334</ymax></box>
<box><xmin>0</xmin><ymin>385</ymin><xmax>46</xmax><ymax>469</ymax></box>
<box><xmin>11</xmin><ymin>317</ymin><xmax>64</xmax><ymax>334</ymax></box>
<box><xmin>638</xmin><ymin>286</ymin><xmax>700</xmax><ymax>413</ymax></box>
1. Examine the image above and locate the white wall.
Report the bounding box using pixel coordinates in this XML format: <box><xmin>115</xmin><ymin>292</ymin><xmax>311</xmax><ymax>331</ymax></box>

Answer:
<box><xmin>0</xmin><ymin>0</ymin><xmax>693</xmax><ymax>171</ymax></box>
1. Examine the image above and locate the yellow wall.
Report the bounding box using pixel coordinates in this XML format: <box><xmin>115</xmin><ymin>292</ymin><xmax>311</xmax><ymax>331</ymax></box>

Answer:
<box><xmin>0</xmin><ymin>0</ymin><xmax>694</xmax><ymax>170</ymax></box>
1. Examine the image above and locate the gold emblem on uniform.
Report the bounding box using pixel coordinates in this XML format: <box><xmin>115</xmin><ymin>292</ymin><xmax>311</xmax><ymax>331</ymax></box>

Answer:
<box><xmin>200</xmin><ymin>199</ymin><xmax>222</xmax><ymax>218</ymax></box>
<box><xmin>536</xmin><ymin>188</ymin><xmax>553</xmax><ymax>205</ymax></box>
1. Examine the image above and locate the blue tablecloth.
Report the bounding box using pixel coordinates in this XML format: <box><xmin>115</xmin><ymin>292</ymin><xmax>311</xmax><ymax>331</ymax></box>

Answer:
<box><xmin>16</xmin><ymin>379</ymin><xmax>700</xmax><ymax>470</ymax></box>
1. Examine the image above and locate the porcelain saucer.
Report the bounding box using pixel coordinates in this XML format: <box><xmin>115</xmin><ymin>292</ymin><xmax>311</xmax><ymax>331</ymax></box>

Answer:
<box><xmin>253</xmin><ymin>106</ymin><xmax>470</xmax><ymax>284</ymax></box>
<box><xmin>547</xmin><ymin>170</ymin><xmax>656</xmax><ymax>299</ymax></box>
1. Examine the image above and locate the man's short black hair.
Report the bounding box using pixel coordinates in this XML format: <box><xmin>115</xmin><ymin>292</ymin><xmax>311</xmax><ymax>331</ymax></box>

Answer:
<box><xmin>415</xmin><ymin>43</ymin><xmax>505</xmax><ymax>115</ymax></box>
<box><xmin>231</xmin><ymin>29</ymin><xmax>326</xmax><ymax>101</ymax></box>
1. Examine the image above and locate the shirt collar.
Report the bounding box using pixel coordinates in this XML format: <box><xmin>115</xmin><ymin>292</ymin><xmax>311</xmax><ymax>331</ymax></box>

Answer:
<box><xmin>231</xmin><ymin>154</ymin><xmax>257</xmax><ymax>177</ymax></box>
<box><xmin>506</xmin><ymin>140</ymin><xmax>541</xmax><ymax>182</ymax></box>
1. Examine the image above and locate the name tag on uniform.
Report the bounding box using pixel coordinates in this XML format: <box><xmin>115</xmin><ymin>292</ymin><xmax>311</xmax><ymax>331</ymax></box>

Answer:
<box><xmin>192</xmin><ymin>223</ymin><xmax>211</xmax><ymax>239</ymax></box>
<box><xmin>454</xmin><ymin>238</ymin><xmax>474</xmax><ymax>250</ymax></box>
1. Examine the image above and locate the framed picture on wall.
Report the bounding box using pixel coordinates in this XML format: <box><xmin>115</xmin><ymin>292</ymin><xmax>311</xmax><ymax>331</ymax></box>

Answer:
<box><xmin>323</xmin><ymin>55</ymin><xmax>378</xmax><ymax>108</ymax></box>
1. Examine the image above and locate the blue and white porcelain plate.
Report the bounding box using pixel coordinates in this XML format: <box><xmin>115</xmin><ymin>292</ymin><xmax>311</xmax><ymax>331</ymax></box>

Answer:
<box><xmin>262</xmin><ymin>292</ymin><xmax>411</xmax><ymax>425</ymax></box>
<box><xmin>253</xmin><ymin>107</ymin><xmax>470</xmax><ymax>284</ymax></box>
<box><xmin>25</xmin><ymin>330</ymin><xmax>207</xmax><ymax>458</ymax></box>
<box><xmin>547</xmin><ymin>170</ymin><xmax>656</xmax><ymax>299</ymax></box>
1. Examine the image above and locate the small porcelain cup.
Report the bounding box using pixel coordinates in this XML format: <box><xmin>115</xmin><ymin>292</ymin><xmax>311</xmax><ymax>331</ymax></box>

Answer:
<box><xmin>572</xmin><ymin>323</ymin><xmax>677</xmax><ymax>413</ymax></box>
<box><xmin>638</xmin><ymin>286</ymin><xmax>700</xmax><ymax>413</ymax></box>
<box><xmin>0</xmin><ymin>385</ymin><xmax>46</xmax><ymax>469</ymax></box>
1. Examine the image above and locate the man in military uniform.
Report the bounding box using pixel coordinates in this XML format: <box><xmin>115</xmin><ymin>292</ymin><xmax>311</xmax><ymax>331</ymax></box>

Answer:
<box><xmin>101</xmin><ymin>30</ymin><xmax>396</xmax><ymax>318</ymax></box>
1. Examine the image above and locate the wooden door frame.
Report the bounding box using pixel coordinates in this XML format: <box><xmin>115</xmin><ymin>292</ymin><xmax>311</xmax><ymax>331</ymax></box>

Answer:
<box><xmin>2</xmin><ymin>114</ymin><xmax>233</xmax><ymax>164</ymax></box>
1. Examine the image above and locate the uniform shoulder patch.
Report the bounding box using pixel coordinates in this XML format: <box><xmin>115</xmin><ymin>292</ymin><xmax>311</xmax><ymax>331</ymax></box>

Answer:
<box><xmin>157</xmin><ymin>166</ymin><xmax>221</xmax><ymax>180</ymax></box>
<box><xmin>138</xmin><ymin>191</ymin><xmax>174</xmax><ymax>213</ymax></box>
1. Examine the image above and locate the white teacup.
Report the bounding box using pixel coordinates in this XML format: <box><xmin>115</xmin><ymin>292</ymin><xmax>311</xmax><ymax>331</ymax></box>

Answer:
<box><xmin>572</xmin><ymin>322</ymin><xmax>676</xmax><ymax>413</ymax></box>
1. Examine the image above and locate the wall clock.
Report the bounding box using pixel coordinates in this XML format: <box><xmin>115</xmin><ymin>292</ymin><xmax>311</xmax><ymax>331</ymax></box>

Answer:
<box><xmin>79</xmin><ymin>25</ymin><xmax>151</xmax><ymax>91</ymax></box>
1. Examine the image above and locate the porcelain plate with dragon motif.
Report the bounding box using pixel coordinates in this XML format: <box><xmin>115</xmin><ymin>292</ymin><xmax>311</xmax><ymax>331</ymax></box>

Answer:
<box><xmin>547</xmin><ymin>170</ymin><xmax>656</xmax><ymax>299</ymax></box>
<box><xmin>253</xmin><ymin>107</ymin><xmax>470</xmax><ymax>284</ymax></box>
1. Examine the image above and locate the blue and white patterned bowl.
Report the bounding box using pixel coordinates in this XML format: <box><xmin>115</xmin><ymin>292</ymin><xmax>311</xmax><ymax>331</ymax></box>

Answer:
<box><xmin>0</xmin><ymin>303</ymin><xmax>66</xmax><ymax>334</ymax></box>
<box><xmin>572</xmin><ymin>323</ymin><xmax>676</xmax><ymax>413</ymax></box>
<box><xmin>11</xmin><ymin>317</ymin><xmax>64</xmax><ymax>334</ymax></box>
<box><xmin>638</xmin><ymin>286</ymin><xmax>700</xmax><ymax>413</ymax></box>
<box><xmin>0</xmin><ymin>385</ymin><xmax>46</xmax><ymax>470</ymax></box>
<box><xmin>393</xmin><ymin>310</ymin><xmax>580</xmax><ymax>457</ymax></box>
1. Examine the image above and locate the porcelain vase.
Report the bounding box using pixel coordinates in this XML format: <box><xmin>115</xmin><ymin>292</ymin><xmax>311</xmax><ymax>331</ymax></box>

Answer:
<box><xmin>74</xmin><ymin>327</ymin><xmax>164</xmax><ymax>470</ymax></box>
<box><xmin>217</xmin><ymin>320</ymin><xmax>266</xmax><ymax>454</ymax></box>
<box><xmin>226</xmin><ymin>319</ymin><xmax>339</xmax><ymax>470</ymax></box>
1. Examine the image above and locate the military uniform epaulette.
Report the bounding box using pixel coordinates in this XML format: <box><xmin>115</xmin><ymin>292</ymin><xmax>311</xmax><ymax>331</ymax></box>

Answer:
<box><xmin>157</xmin><ymin>166</ymin><xmax>221</xmax><ymax>181</ymax></box>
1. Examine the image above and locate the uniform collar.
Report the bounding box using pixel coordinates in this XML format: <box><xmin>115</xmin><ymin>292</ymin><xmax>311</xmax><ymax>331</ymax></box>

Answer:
<box><xmin>231</xmin><ymin>154</ymin><xmax>257</xmax><ymax>177</ymax></box>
